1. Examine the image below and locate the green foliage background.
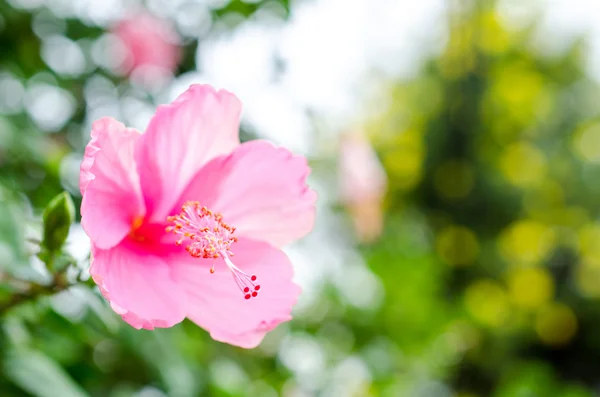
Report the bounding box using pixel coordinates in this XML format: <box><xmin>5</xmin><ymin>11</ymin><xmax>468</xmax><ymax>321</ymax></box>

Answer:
<box><xmin>1</xmin><ymin>0</ymin><xmax>600</xmax><ymax>396</ymax></box>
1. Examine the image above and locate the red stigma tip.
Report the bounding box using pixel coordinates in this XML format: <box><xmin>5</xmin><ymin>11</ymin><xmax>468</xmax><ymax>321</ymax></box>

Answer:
<box><xmin>168</xmin><ymin>203</ymin><xmax>262</xmax><ymax>300</ymax></box>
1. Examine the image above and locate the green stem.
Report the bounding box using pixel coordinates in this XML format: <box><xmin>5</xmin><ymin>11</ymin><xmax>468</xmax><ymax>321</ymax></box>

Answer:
<box><xmin>0</xmin><ymin>269</ymin><xmax>72</xmax><ymax>315</ymax></box>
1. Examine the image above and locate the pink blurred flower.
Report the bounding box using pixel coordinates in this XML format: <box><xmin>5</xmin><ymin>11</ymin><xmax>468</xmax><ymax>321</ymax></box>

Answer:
<box><xmin>338</xmin><ymin>132</ymin><xmax>387</xmax><ymax>243</ymax></box>
<box><xmin>113</xmin><ymin>11</ymin><xmax>181</xmax><ymax>76</ymax></box>
<box><xmin>80</xmin><ymin>84</ymin><xmax>316</xmax><ymax>348</ymax></box>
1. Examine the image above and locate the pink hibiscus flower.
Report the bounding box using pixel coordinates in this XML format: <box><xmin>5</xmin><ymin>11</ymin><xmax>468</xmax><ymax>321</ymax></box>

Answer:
<box><xmin>113</xmin><ymin>11</ymin><xmax>181</xmax><ymax>76</ymax></box>
<box><xmin>80</xmin><ymin>84</ymin><xmax>316</xmax><ymax>348</ymax></box>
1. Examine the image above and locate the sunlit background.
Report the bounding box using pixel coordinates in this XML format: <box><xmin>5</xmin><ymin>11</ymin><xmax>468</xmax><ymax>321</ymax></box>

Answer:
<box><xmin>2</xmin><ymin>0</ymin><xmax>600</xmax><ymax>396</ymax></box>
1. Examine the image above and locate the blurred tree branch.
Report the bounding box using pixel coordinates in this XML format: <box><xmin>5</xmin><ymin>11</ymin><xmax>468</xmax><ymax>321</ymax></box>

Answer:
<box><xmin>0</xmin><ymin>269</ymin><xmax>72</xmax><ymax>315</ymax></box>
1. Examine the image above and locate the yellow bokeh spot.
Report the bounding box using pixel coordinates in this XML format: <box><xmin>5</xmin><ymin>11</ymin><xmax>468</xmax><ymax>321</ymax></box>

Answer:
<box><xmin>507</xmin><ymin>267</ymin><xmax>554</xmax><ymax>310</ymax></box>
<box><xmin>577</xmin><ymin>223</ymin><xmax>600</xmax><ymax>265</ymax></box>
<box><xmin>465</xmin><ymin>280</ymin><xmax>510</xmax><ymax>327</ymax></box>
<box><xmin>535</xmin><ymin>303</ymin><xmax>578</xmax><ymax>346</ymax></box>
<box><xmin>490</xmin><ymin>62</ymin><xmax>546</xmax><ymax>125</ymax></box>
<box><xmin>395</xmin><ymin>127</ymin><xmax>424</xmax><ymax>152</ymax></box>
<box><xmin>498</xmin><ymin>142</ymin><xmax>546</xmax><ymax>188</ymax></box>
<box><xmin>383</xmin><ymin>129</ymin><xmax>423</xmax><ymax>190</ymax></box>
<box><xmin>575</xmin><ymin>261</ymin><xmax>600</xmax><ymax>298</ymax></box>
<box><xmin>523</xmin><ymin>179</ymin><xmax>564</xmax><ymax>213</ymax></box>
<box><xmin>499</xmin><ymin>220</ymin><xmax>554</xmax><ymax>265</ymax></box>
<box><xmin>436</xmin><ymin>226</ymin><xmax>480</xmax><ymax>267</ymax></box>
<box><xmin>572</xmin><ymin>123</ymin><xmax>600</xmax><ymax>163</ymax></box>
<box><xmin>434</xmin><ymin>160</ymin><xmax>475</xmax><ymax>200</ymax></box>
<box><xmin>477</xmin><ymin>13</ymin><xmax>510</xmax><ymax>55</ymax></box>
<box><xmin>383</xmin><ymin>150</ymin><xmax>422</xmax><ymax>190</ymax></box>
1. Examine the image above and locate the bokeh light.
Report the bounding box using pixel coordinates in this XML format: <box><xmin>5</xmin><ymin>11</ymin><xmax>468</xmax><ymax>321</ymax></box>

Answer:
<box><xmin>535</xmin><ymin>303</ymin><xmax>578</xmax><ymax>346</ymax></box>
<box><xmin>507</xmin><ymin>266</ymin><xmax>554</xmax><ymax>310</ymax></box>
<box><xmin>465</xmin><ymin>280</ymin><xmax>510</xmax><ymax>328</ymax></box>
<box><xmin>436</xmin><ymin>225</ymin><xmax>479</xmax><ymax>267</ymax></box>
<box><xmin>499</xmin><ymin>220</ymin><xmax>555</xmax><ymax>265</ymax></box>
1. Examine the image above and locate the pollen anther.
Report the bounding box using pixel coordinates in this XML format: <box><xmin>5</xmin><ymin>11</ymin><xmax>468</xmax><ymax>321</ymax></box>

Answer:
<box><xmin>167</xmin><ymin>201</ymin><xmax>261</xmax><ymax>300</ymax></box>
<box><xmin>166</xmin><ymin>202</ymin><xmax>237</xmax><ymax>259</ymax></box>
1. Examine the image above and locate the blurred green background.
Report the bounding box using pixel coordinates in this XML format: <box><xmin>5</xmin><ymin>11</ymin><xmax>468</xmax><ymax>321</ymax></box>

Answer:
<box><xmin>2</xmin><ymin>0</ymin><xmax>600</xmax><ymax>396</ymax></box>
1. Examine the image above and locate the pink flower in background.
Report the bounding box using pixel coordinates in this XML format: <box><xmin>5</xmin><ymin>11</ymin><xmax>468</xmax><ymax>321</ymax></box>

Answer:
<box><xmin>80</xmin><ymin>84</ymin><xmax>316</xmax><ymax>348</ymax></box>
<box><xmin>113</xmin><ymin>11</ymin><xmax>181</xmax><ymax>76</ymax></box>
<box><xmin>339</xmin><ymin>132</ymin><xmax>387</xmax><ymax>243</ymax></box>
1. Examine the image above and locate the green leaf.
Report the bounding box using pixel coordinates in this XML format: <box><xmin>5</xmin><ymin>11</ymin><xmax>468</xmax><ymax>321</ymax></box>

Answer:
<box><xmin>4</xmin><ymin>348</ymin><xmax>89</xmax><ymax>397</ymax></box>
<box><xmin>41</xmin><ymin>192</ymin><xmax>75</xmax><ymax>254</ymax></box>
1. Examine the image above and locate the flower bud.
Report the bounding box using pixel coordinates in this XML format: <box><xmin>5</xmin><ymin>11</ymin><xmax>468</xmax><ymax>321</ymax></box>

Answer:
<box><xmin>42</xmin><ymin>192</ymin><xmax>75</xmax><ymax>253</ymax></box>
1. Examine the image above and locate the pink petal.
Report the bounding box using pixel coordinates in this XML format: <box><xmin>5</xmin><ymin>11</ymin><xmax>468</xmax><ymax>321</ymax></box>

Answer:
<box><xmin>92</xmin><ymin>239</ymin><xmax>187</xmax><ymax>330</ymax></box>
<box><xmin>178</xmin><ymin>140</ymin><xmax>316</xmax><ymax>248</ymax></box>
<box><xmin>136</xmin><ymin>84</ymin><xmax>242</xmax><ymax>223</ymax></box>
<box><xmin>172</xmin><ymin>237</ymin><xmax>301</xmax><ymax>348</ymax></box>
<box><xmin>80</xmin><ymin>136</ymin><xmax>98</xmax><ymax>195</ymax></box>
<box><xmin>80</xmin><ymin>117</ymin><xmax>145</xmax><ymax>250</ymax></box>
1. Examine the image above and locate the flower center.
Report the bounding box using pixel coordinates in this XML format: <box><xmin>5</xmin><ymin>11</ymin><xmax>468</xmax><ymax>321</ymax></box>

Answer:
<box><xmin>129</xmin><ymin>215</ymin><xmax>146</xmax><ymax>241</ymax></box>
<box><xmin>166</xmin><ymin>201</ymin><xmax>260</xmax><ymax>300</ymax></box>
